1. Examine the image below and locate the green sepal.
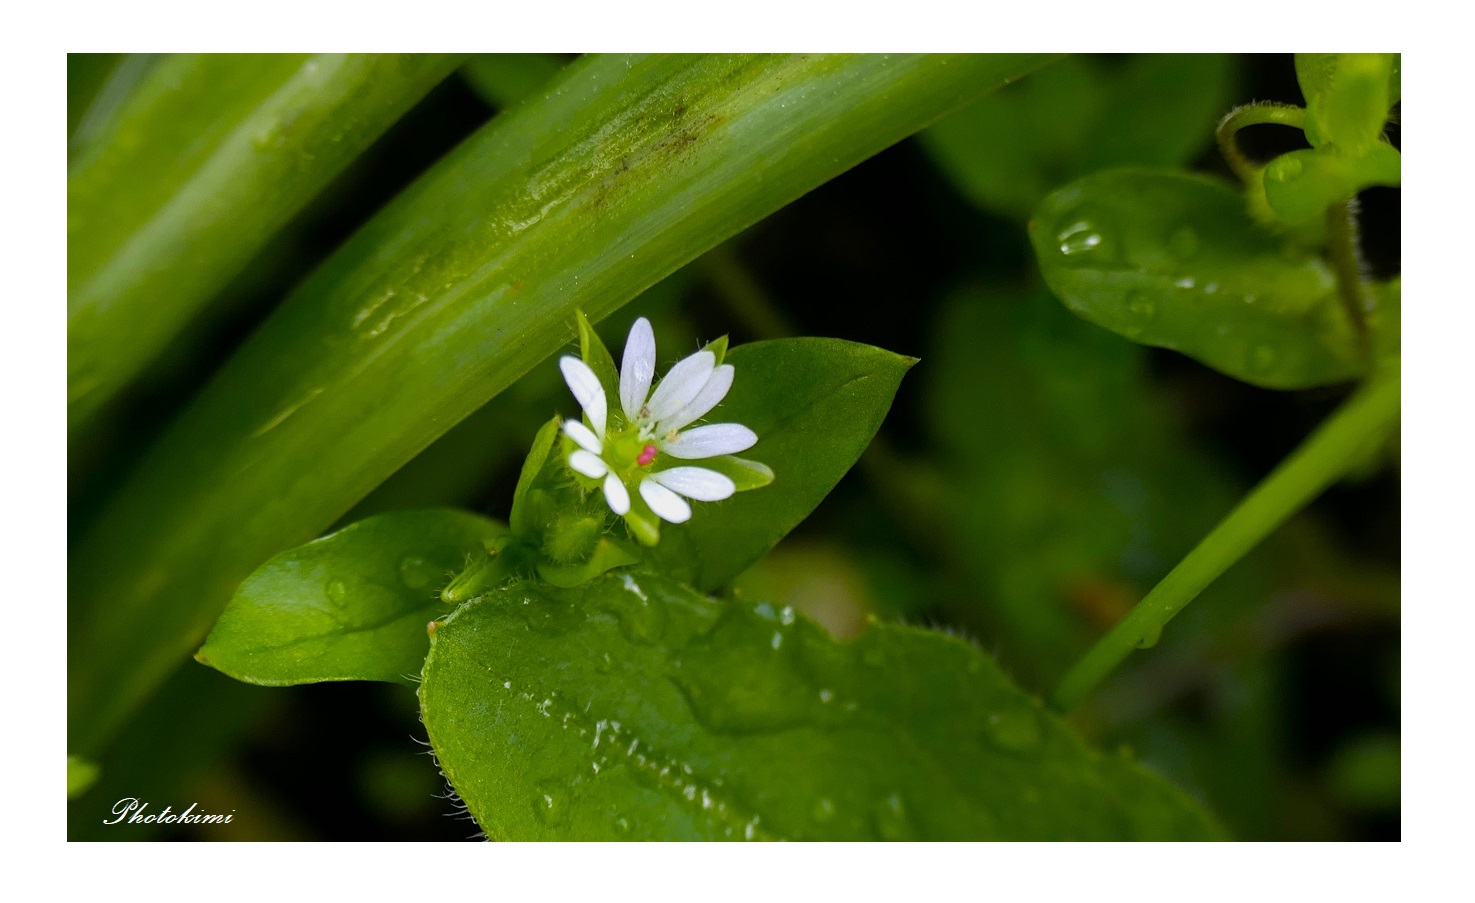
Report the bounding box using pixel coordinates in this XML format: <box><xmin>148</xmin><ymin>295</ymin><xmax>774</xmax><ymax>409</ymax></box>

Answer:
<box><xmin>702</xmin><ymin>334</ymin><xmax>730</xmax><ymax>366</ymax></box>
<box><xmin>537</xmin><ymin>538</ymin><xmax>642</xmax><ymax>588</ymax></box>
<box><xmin>623</xmin><ymin>493</ymin><xmax>663</xmax><ymax>547</ymax></box>
<box><xmin>576</xmin><ymin>310</ymin><xmax>621</xmax><ymax>411</ymax></box>
<box><xmin>511</xmin><ymin>417</ymin><xmax>561</xmax><ymax>538</ymax></box>
<box><xmin>687</xmin><ymin>454</ymin><xmax>775</xmax><ymax>492</ymax></box>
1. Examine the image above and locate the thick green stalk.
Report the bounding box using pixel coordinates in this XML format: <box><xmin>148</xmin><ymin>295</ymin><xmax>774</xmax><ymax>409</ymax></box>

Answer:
<box><xmin>69</xmin><ymin>53</ymin><xmax>1055</xmax><ymax>753</ymax></box>
<box><xmin>68</xmin><ymin>53</ymin><xmax>463</xmax><ymax>434</ymax></box>
<box><xmin>1050</xmin><ymin>370</ymin><xmax>1400</xmax><ymax>712</ymax></box>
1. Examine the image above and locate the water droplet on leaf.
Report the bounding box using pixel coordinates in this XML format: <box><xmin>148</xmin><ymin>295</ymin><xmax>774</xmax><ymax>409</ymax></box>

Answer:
<box><xmin>397</xmin><ymin>555</ymin><xmax>435</xmax><ymax>590</ymax></box>
<box><xmin>812</xmin><ymin>797</ymin><xmax>837</xmax><ymax>823</ymax></box>
<box><xmin>872</xmin><ymin>792</ymin><xmax>917</xmax><ymax>840</ymax></box>
<box><xmin>532</xmin><ymin>780</ymin><xmax>569</xmax><ymax>825</ymax></box>
<box><xmin>985</xmin><ymin>708</ymin><xmax>1043</xmax><ymax>754</ymax></box>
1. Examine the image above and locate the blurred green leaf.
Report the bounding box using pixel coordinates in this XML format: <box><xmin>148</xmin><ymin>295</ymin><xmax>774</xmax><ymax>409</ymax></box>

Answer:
<box><xmin>68</xmin><ymin>53</ymin><xmax>463</xmax><ymax>434</ymax></box>
<box><xmin>460</xmin><ymin>54</ymin><xmax>569</xmax><ymax>109</ymax></box>
<box><xmin>649</xmin><ymin>339</ymin><xmax>913</xmax><ymax>591</ymax></box>
<box><xmin>923</xmin><ymin>54</ymin><xmax>1233</xmax><ymax>220</ymax></box>
<box><xmin>1029</xmin><ymin>168</ymin><xmax>1363</xmax><ymax>389</ymax></box>
<box><xmin>1326</xmin><ymin>732</ymin><xmax>1400</xmax><ymax>811</ymax></box>
<box><xmin>197</xmin><ymin>510</ymin><xmax>506</xmax><ymax>686</ymax></box>
<box><xmin>420</xmin><ymin>571</ymin><xmax>1226</xmax><ymax>840</ymax></box>
<box><xmin>923</xmin><ymin>284</ymin><xmax>1254</xmax><ymax>682</ymax></box>
<box><xmin>68</xmin><ymin>756</ymin><xmax>100</xmax><ymax>799</ymax></box>
<box><xmin>1295</xmin><ymin>53</ymin><xmax>1398</xmax><ymax>152</ymax></box>
<box><xmin>70</xmin><ymin>53</ymin><xmax>1052</xmax><ymax>754</ymax></box>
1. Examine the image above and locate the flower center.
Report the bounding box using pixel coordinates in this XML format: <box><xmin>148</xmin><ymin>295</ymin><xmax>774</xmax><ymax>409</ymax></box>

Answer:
<box><xmin>637</xmin><ymin>444</ymin><xmax>659</xmax><ymax>467</ymax></box>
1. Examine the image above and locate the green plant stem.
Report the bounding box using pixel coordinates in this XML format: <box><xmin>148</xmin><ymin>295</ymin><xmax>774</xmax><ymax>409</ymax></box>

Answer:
<box><xmin>1049</xmin><ymin>369</ymin><xmax>1400</xmax><ymax>712</ymax></box>
<box><xmin>1214</xmin><ymin>102</ymin><xmax>1307</xmax><ymax>186</ymax></box>
<box><xmin>1326</xmin><ymin>199</ymin><xmax>1374</xmax><ymax>359</ymax></box>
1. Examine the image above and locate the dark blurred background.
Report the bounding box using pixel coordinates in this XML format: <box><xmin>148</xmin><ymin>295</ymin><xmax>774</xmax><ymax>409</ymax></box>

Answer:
<box><xmin>67</xmin><ymin>54</ymin><xmax>1399</xmax><ymax>841</ymax></box>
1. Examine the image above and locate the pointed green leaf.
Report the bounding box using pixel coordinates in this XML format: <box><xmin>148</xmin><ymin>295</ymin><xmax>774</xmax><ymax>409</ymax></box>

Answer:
<box><xmin>648</xmin><ymin>338</ymin><xmax>913</xmax><ymax>590</ymax></box>
<box><xmin>68</xmin><ymin>53</ymin><xmax>462</xmax><ymax>433</ymax></box>
<box><xmin>197</xmin><ymin>510</ymin><xmax>506</xmax><ymax>686</ymax></box>
<box><xmin>1030</xmin><ymin>168</ymin><xmax>1363</xmax><ymax>389</ymax></box>
<box><xmin>510</xmin><ymin>417</ymin><xmax>561</xmax><ymax>538</ymax></box>
<box><xmin>420</xmin><ymin>571</ymin><xmax>1226</xmax><ymax>840</ymax></box>
<box><xmin>576</xmin><ymin>310</ymin><xmax>621</xmax><ymax>408</ymax></box>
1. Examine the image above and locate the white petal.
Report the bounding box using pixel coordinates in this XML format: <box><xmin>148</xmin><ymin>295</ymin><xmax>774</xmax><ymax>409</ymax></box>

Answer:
<box><xmin>648</xmin><ymin>466</ymin><xmax>736</xmax><ymax>502</ymax></box>
<box><xmin>644</xmin><ymin>350</ymin><xmax>715</xmax><ymax>424</ymax></box>
<box><xmin>568</xmin><ymin>450</ymin><xmax>608</xmax><ymax>478</ymax></box>
<box><xmin>639</xmin><ymin>478</ymin><xmax>692</xmax><ymax>523</ymax></box>
<box><xmin>603</xmin><ymin>473</ymin><xmax>630</xmax><ymax>515</ymax></box>
<box><xmin>559</xmin><ymin>356</ymin><xmax>606</xmax><ymax>437</ymax></box>
<box><xmin>659</xmin><ymin>364</ymin><xmax>734</xmax><ymax>433</ymax></box>
<box><xmin>619</xmin><ymin>317</ymin><xmax>656</xmax><ymax>422</ymax></box>
<box><xmin>561</xmin><ymin>420</ymin><xmax>603</xmax><ymax>454</ymax></box>
<box><xmin>662</xmin><ymin>423</ymin><xmax>757</xmax><ymax>459</ymax></box>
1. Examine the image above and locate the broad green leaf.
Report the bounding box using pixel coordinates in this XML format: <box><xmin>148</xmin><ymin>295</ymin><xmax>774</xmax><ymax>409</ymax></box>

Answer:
<box><xmin>923</xmin><ymin>54</ymin><xmax>1233</xmax><ymax>220</ymax></box>
<box><xmin>420</xmin><ymin>571</ymin><xmax>1226</xmax><ymax>840</ymax></box>
<box><xmin>67</xmin><ymin>756</ymin><xmax>100</xmax><ymax>799</ymax></box>
<box><xmin>70</xmin><ymin>53</ymin><xmax>1051</xmax><ymax>753</ymax></box>
<box><xmin>1263</xmin><ymin>143</ymin><xmax>1401</xmax><ymax>224</ymax></box>
<box><xmin>197</xmin><ymin>510</ymin><xmax>506</xmax><ymax>686</ymax></box>
<box><xmin>1295</xmin><ymin>53</ymin><xmax>1398</xmax><ymax>152</ymax></box>
<box><xmin>1029</xmin><ymin>168</ymin><xmax>1363</xmax><ymax>389</ymax></box>
<box><xmin>649</xmin><ymin>339</ymin><xmax>913</xmax><ymax>591</ymax></box>
<box><xmin>68</xmin><ymin>54</ymin><xmax>463</xmax><ymax>435</ymax></box>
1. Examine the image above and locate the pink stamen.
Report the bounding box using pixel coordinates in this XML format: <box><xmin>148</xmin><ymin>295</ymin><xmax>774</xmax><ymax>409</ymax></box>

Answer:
<box><xmin>637</xmin><ymin>444</ymin><xmax>658</xmax><ymax>467</ymax></box>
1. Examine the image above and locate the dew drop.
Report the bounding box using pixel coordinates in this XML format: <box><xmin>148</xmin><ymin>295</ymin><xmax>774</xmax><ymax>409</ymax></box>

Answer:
<box><xmin>397</xmin><ymin>555</ymin><xmax>435</xmax><ymax>590</ymax></box>
<box><xmin>1058</xmin><ymin>223</ymin><xmax>1103</xmax><ymax>256</ymax></box>
<box><xmin>613</xmin><ymin>816</ymin><xmax>631</xmax><ymax>834</ymax></box>
<box><xmin>324</xmin><ymin>579</ymin><xmax>347</xmax><ymax>607</ymax></box>
<box><xmin>984</xmin><ymin>708</ymin><xmax>1043</xmax><ymax>754</ymax></box>
<box><xmin>1120</xmin><ymin>292</ymin><xmax>1158</xmax><ymax>337</ymax></box>
<box><xmin>532</xmin><ymin>780</ymin><xmax>569</xmax><ymax>825</ymax></box>
<box><xmin>522</xmin><ymin>592</ymin><xmax>580</xmax><ymax>637</ymax></box>
<box><xmin>872</xmin><ymin>792</ymin><xmax>917</xmax><ymax>841</ymax></box>
<box><xmin>587</xmin><ymin>577</ymin><xmax>666</xmax><ymax>645</ymax></box>
<box><xmin>812</xmin><ymin>797</ymin><xmax>837</xmax><ymax>823</ymax></box>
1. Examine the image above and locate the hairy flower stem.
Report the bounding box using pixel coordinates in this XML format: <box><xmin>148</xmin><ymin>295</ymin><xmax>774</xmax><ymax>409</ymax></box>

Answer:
<box><xmin>1326</xmin><ymin>199</ymin><xmax>1374</xmax><ymax>361</ymax></box>
<box><xmin>1214</xmin><ymin>102</ymin><xmax>1307</xmax><ymax>186</ymax></box>
<box><xmin>1049</xmin><ymin>370</ymin><xmax>1400</xmax><ymax>713</ymax></box>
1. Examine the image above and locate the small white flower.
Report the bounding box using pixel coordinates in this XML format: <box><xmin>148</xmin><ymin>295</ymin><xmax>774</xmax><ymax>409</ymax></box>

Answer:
<box><xmin>559</xmin><ymin>317</ymin><xmax>760</xmax><ymax>526</ymax></box>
